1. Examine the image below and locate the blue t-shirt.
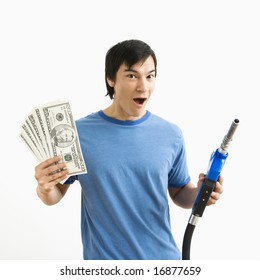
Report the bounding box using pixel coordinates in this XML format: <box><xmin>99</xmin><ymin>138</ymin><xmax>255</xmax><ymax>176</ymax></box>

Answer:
<box><xmin>65</xmin><ymin>111</ymin><xmax>190</xmax><ymax>259</ymax></box>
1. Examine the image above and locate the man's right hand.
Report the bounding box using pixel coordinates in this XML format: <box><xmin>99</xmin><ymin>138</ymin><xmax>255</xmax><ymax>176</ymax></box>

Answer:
<box><xmin>35</xmin><ymin>156</ymin><xmax>69</xmax><ymax>195</ymax></box>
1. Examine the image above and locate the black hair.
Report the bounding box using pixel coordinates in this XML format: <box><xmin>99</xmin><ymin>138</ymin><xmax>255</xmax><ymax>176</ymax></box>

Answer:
<box><xmin>105</xmin><ymin>39</ymin><xmax>157</xmax><ymax>99</ymax></box>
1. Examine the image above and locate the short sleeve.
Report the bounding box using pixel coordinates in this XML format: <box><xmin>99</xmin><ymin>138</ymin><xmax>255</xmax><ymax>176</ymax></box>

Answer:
<box><xmin>63</xmin><ymin>175</ymin><xmax>78</xmax><ymax>185</ymax></box>
<box><xmin>168</xmin><ymin>134</ymin><xmax>190</xmax><ymax>188</ymax></box>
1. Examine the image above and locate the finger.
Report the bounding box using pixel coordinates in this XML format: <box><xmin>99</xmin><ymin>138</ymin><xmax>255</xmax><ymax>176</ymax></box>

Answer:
<box><xmin>214</xmin><ymin>181</ymin><xmax>224</xmax><ymax>194</ymax></box>
<box><xmin>42</xmin><ymin>162</ymin><xmax>68</xmax><ymax>177</ymax></box>
<box><xmin>46</xmin><ymin>168</ymin><xmax>69</xmax><ymax>184</ymax></box>
<box><xmin>36</xmin><ymin>156</ymin><xmax>62</xmax><ymax>170</ymax></box>
<box><xmin>36</xmin><ymin>160</ymin><xmax>68</xmax><ymax>181</ymax></box>
<box><xmin>218</xmin><ymin>174</ymin><xmax>224</xmax><ymax>185</ymax></box>
<box><xmin>206</xmin><ymin>176</ymin><xmax>224</xmax><ymax>206</ymax></box>
<box><xmin>210</xmin><ymin>191</ymin><xmax>221</xmax><ymax>201</ymax></box>
<box><xmin>198</xmin><ymin>173</ymin><xmax>206</xmax><ymax>181</ymax></box>
<box><xmin>207</xmin><ymin>192</ymin><xmax>220</xmax><ymax>205</ymax></box>
<box><xmin>197</xmin><ymin>173</ymin><xmax>206</xmax><ymax>188</ymax></box>
<box><xmin>35</xmin><ymin>156</ymin><xmax>62</xmax><ymax>179</ymax></box>
<box><xmin>207</xmin><ymin>197</ymin><xmax>217</xmax><ymax>205</ymax></box>
<box><xmin>209</xmin><ymin>182</ymin><xmax>223</xmax><ymax>203</ymax></box>
<box><xmin>38</xmin><ymin>168</ymin><xmax>69</xmax><ymax>190</ymax></box>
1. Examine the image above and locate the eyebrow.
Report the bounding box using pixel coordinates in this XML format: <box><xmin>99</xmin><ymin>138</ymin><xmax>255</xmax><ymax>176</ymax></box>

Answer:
<box><xmin>124</xmin><ymin>68</ymin><xmax>156</xmax><ymax>75</ymax></box>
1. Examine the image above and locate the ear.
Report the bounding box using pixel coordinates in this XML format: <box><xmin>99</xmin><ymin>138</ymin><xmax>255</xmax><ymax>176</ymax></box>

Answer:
<box><xmin>106</xmin><ymin>77</ymin><xmax>115</xmax><ymax>87</ymax></box>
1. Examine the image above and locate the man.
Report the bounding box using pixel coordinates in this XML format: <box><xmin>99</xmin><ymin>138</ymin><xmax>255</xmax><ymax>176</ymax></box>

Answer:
<box><xmin>35</xmin><ymin>39</ymin><xmax>223</xmax><ymax>259</ymax></box>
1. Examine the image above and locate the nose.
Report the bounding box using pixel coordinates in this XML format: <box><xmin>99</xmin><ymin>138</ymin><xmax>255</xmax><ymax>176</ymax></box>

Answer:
<box><xmin>136</xmin><ymin>77</ymin><xmax>148</xmax><ymax>92</ymax></box>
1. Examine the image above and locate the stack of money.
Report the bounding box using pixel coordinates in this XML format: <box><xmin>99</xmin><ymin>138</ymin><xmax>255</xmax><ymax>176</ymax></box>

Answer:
<box><xmin>20</xmin><ymin>100</ymin><xmax>87</xmax><ymax>177</ymax></box>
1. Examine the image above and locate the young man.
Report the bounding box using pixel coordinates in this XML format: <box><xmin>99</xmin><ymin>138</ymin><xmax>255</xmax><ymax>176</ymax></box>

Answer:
<box><xmin>35</xmin><ymin>39</ymin><xmax>223</xmax><ymax>259</ymax></box>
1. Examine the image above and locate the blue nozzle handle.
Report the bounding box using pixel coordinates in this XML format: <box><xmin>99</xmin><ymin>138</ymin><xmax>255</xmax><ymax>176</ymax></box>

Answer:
<box><xmin>192</xmin><ymin>149</ymin><xmax>228</xmax><ymax>218</ymax></box>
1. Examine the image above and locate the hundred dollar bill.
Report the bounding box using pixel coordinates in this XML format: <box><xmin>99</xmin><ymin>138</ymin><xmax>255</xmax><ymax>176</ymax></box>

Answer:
<box><xmin>32</xmin><ymin>108</ymin><xmax>52</xmax><ymax>158</ymax></box>
<box><xmin>27</xmin><ymin>114</ymin><xmax>49</xmax><ymax>159</ymax></box>
<box><xmin>39</xmin><ymin>101</ymin><xmax>87</xmax><ymax>176</ymax></box>
<box><xmin>20</xmin><ymin>130</ymin><xmax>43</xmax><ymax>162</ymax></box>
<box><xmin>20</xmin><ymin>120</ymin><xmax>46</xmax><ymax>161</ymax></box>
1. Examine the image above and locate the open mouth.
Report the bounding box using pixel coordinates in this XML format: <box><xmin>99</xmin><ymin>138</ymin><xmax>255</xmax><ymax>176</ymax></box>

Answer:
<box><xmin>133</xmin><ymin>98</ymin><xmax>147</xmax><ymax>105</ymax></box>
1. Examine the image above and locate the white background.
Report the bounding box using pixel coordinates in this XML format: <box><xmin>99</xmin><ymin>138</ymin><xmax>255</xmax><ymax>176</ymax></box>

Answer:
<box><xmin>0</xmin><ymin>0</ymin><xmax>259</xmax><ymax>261</ymax></box>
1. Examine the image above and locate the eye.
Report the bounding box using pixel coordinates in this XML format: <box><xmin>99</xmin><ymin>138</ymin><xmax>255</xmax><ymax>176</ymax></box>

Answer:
<box><xmin>127</xmin><ymin>74</ymin><xmax>136</xmax><ymax>79</ymax></box>
<box><xmin>147</xmin><ymin>74</ymin><xmax>155</xmax><ymax>79</ymax></box>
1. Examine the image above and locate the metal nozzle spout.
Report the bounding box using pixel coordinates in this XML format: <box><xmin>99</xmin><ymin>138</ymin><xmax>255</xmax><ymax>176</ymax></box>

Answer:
<box><xmin>218</xmin><ymin>119</ymin><xmax>239</xmax><ymax>154</ymax></box>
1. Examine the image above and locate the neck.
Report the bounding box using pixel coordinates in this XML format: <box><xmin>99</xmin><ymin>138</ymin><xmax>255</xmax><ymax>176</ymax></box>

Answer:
<box><xmin>103</xmin><ymin>104</ymin><xmax>146</xmax><ymax>121</ymax></box>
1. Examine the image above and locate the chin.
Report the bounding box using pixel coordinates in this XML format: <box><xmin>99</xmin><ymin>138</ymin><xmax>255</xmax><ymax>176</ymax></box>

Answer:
<box><xmin>129</xmin><ymin>110</ymin><xmax>147</xmax><ymax>120</ymax></box>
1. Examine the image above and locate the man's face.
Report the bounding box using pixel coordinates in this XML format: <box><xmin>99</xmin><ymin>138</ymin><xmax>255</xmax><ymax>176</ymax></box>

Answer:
<box><xmin>107</xmin><ymin>56</ymin><xmax>156</xmax><ymax>121</ymax></box>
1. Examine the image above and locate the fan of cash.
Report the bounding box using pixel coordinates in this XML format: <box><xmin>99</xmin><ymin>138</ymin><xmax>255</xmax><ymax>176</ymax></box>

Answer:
<box><xmin>20</xmin><ymin>100</ymin><xmax>87</xmax><ymax>177</ymax></box>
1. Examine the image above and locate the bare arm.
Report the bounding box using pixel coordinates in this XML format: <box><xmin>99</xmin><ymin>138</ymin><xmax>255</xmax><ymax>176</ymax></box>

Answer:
<box><xmin>168</xmin><ymin>173</ymin><xmax>224</xmax><ymax>209</ymax></box>
<box><xmin>169</xmin><ymin>181</ymin><xmax>198</xmax><ymax>209</ymax></box>
<box><xmin>35</xmin><ymin>156</ymin><xmax>70</xmax><ymax>205</ymax></box>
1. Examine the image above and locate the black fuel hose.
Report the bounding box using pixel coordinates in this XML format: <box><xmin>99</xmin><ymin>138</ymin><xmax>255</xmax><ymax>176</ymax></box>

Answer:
<box><xmin>182</xmin><ymin>223</ymin><xmax>195</xmax><ymax>260</ymax></box>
